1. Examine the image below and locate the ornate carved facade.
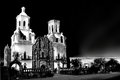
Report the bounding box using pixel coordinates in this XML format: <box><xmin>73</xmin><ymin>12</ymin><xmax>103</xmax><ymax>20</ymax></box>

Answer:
<box><xmin>32</xmin><ymin>36</ymin><xmax>54</xmax><ymax>70</ymax></box>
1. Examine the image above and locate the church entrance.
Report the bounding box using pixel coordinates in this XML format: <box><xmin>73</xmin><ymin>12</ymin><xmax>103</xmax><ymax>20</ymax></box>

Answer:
<box><xmin>9</xmin><ymin>60</ymin><xmax>22</xmax><ymax>79</ymax></box>
<box><xmin>39</xmin><ymin>61</ymin><xmax>46</xmax><ymax>68</ymax></box>
<box><xmin>9</xmin><ymin>60</ymin><xmax>22</xmax><ymax>70</ymax></box>
<box><xmin>41</xmin><ymin>65</ymin><xmax>46</xmax><ymax>69</ymax></box>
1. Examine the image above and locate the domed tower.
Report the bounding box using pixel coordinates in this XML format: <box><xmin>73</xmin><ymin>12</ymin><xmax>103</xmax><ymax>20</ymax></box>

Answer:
<box><xmin>11</xmin><ymin>7</ymin><xmax>35</xmax><ymax>68</ymax></box>
<box><xmin>16</xmin><ymin>7</ymin><xmax>30</xmax><ymax>31</ymax></box>
<box><xmin>48</xmin><ymin>20</ymin><xmax>60</xmax><ymax>34</ymax></box>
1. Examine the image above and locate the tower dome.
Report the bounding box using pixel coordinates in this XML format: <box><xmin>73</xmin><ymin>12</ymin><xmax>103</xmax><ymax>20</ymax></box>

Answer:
<box><xmin>16</xmin><ymin>7</ymin><xmax>30</xmax><ymax>31</ymax></box>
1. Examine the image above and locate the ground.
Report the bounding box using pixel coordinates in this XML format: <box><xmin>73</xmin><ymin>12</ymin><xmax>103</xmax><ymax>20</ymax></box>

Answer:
<box><xmin>23</xmin><ymin>72</ymin><xmax>120</xmax><ymax>80</ymax></box>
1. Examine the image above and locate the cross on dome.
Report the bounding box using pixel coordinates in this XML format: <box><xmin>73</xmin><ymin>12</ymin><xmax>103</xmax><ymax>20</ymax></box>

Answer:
<box><xmin>21</xmin><ymin>7</ymin><xmax>25</xmax><ymax>13</ymax></box>
<box><xmin>19</xmin><ymin>6</ymin><xmax>28</xmax><ymax>16</ymax></box>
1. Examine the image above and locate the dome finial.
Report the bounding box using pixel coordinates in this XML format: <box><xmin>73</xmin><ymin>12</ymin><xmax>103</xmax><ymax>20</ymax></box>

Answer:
<box><xmin>21</xmin><ymin>7</ymin><xmax>25</xmax><ymax>12</ymax></box>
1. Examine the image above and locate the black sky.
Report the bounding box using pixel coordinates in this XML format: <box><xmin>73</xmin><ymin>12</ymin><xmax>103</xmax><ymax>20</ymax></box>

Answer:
<box><xmin>1</xmin><ymin>1</ymin><xmax>120</xmax><ymax>58</ymax></box>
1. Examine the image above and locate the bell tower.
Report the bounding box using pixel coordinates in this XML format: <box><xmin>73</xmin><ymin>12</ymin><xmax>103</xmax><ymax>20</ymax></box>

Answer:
<box><xmin>16</xmin><ymin>7</ymin><xmax>30</xmax><ymax>31</ymax></box>
<box><xmin>11</xmin><ymin>7</ymin><xmax>35</xmax><ymax>68</ymax></box>
<box><xmin>47</xmin><ymin>19</ymin><xmax>67</xmax><ymax>70</ymax></box>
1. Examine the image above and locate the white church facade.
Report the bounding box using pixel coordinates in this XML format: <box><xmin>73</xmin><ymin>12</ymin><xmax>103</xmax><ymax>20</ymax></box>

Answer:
<box><xmin>10</xmin><ymin>7</ymin><xmax>67</xmax><ymax>69</ymax></box>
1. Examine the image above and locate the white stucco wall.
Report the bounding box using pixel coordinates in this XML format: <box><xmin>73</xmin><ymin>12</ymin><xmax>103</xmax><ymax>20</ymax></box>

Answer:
<box><xmin>54</xmin><ymin>62</ymin><xmax>63</xmax><ymax>69</ymax></box>
<box><xmin>11</xmin><ymin>44</ymin><xmax>32</xmax><ymax>68</ymax></box>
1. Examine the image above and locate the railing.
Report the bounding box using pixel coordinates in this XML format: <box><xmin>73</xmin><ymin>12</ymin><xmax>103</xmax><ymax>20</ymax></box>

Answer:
<box><xmin>21</xmin><ymin>68</ymin><xmax>51</xmax><ymax>73</ymax></box>
<box><xmin>20</xmin><ymin>68</ymin><xmax>54</xmax><ymax>78</ymax></box>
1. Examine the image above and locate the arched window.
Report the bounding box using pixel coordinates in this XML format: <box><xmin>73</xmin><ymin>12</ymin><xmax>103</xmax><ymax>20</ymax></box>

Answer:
<box><xmin>56</xmin><ymin>38</ymin><xmax>58</xmax><ymax>42</ymax></box>
<box><xmin>19</xmin><ymin>21</ymin><xmax>21</xmax><ymax>26</ymax></box>
<box><xmin>29</xmin><ymin>33</ymin><xmax>31</xmax><ymax>41</ymax></box>
<box><xmin>23</xmin><ymin>21</ymin><xmax>25</xmax><ymax>27</ymax></box>
<box><xmin>56</xmin><ymin>25</ymin><xmax>58</xmax><ymax>32</ymax></box>
<box><xmin>61</xmin><ymin>36</ymin><xmax>63</xmax><ymax>43</ymax></box>
<box><xmin>58</xmin><ymin>53</ymin><xmax>60</xmax><ymax>59</ymax></box>
<box><xmin>42</xmin><ymin>52</ymin><xmax>44</xmax><ymax>58</ymax></box>
<box><xmin>24</xmin><ymin>51</ymin><xmax>26</xmax><ymax>60</ymax></box>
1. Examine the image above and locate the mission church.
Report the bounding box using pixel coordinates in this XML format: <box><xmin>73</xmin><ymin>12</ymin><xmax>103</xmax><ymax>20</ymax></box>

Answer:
<box><xmin>4</xmin><ymin>7</ymin><xmax>67</xmax><ymax>70</ymax></box>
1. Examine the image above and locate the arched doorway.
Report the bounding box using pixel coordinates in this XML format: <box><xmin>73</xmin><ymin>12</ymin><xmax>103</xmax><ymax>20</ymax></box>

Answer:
<box><xmin>9</xmin><ymin>60</ymin><xmax>22</xmax><ymax>79</ymax></box>
<box><xmin>40</xmin><ymin>61</ymin><xmax>46</xmax><ymax>68</ymax></box>
<box><xmin>41</xmin><ymin>65</ymin><xmax>46</xmax><ymax>69</ymax></box>
<box><xmin>9</xmin><ymin>60</ymin><xmax>22</xmax><ymax>70</ymax></box>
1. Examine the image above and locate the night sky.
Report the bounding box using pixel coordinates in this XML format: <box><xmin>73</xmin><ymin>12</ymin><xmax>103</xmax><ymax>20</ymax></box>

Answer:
<box><xmin>1</xmin><ymin>1</ymin><xmax>120</xmax><ymax>58</ymax></box>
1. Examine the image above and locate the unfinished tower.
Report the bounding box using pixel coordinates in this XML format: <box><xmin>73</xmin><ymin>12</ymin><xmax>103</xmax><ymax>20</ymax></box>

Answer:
<box><xmin>47</xmin><ymin>20</ymin><xmax>67</xmax><ymax>70</ymax></box>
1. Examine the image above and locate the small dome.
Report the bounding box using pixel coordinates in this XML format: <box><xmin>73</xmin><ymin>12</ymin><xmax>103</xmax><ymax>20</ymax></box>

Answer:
<box><xmin>16</xmin><ymin>6</ymin><xmax>30</xmax><ymax>19</ymax></box>
<box><xmin>20</xmin><ymin>6</ymin><xmax>27</xmax><ymax>16</ymax></box>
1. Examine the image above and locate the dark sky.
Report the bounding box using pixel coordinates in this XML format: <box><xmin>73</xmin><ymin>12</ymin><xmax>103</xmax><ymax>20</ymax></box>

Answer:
<box><xmin>1</xmin><ymin>1</ymin><xmax>120</xmax><ymax>58</ymax></box>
